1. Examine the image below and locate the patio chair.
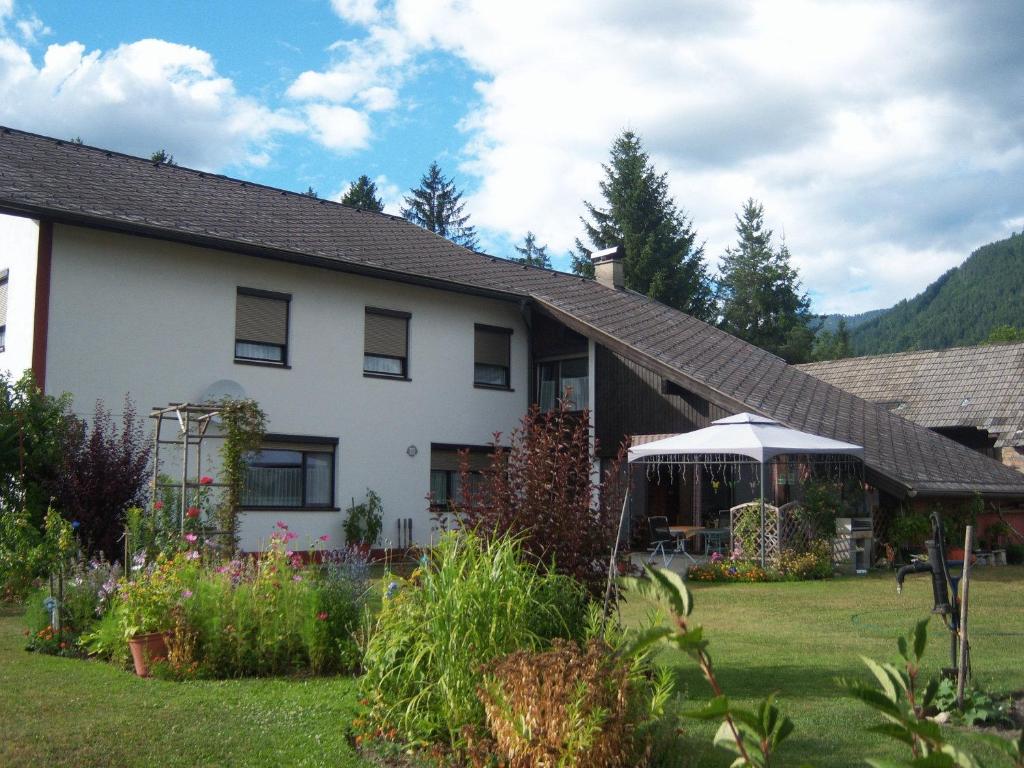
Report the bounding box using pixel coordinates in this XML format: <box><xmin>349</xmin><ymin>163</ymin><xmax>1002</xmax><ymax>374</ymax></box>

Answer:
<box><xmin>647</xmin><ymin>516</ymin><xmax>678</xmax><ymax>567</ymax></box>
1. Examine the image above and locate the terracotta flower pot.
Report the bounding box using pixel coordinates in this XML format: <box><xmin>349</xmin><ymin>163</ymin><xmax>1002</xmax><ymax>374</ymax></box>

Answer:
<box><xmin>128</xmin><ymin>632</ymin><xmax>168</xmax><ymax>677</ymax></box>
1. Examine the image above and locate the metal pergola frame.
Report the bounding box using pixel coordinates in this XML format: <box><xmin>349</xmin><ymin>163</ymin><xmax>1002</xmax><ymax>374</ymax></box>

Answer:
<box><xmin>149</xmin><ymin>403</ymin><xmax>229</xmax><ymax>533</ymax></box>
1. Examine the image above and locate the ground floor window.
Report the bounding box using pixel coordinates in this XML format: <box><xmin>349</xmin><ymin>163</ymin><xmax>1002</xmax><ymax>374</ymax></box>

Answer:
<box><xmin>241</xmin><ymin>437</ymin><xmax>337</xmax><ymax>509</ymax></box>
<box><xmin>429</xmin><ymin>444</ymin><xmax>492</xmax><ymax>509</ymax></box>
<box><xmin>537</xmin><ymin>356</ymin><xmax>589</xmax><ymax>411</ymax></box>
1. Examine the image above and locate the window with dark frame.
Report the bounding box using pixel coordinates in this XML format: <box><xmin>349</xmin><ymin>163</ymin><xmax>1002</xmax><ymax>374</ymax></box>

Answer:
<box><xmin>241</xmin><ymin>438</ymin><xmax>337</xmax><ymax>509</ymax></box>
<box><xmin>0</xmin><ymin>269</ymin><xmax>7</xmax><ymax>353</ymax></box>
<box><xmin>473</xmin><ymin>324</ymin><xmax>512</xmax><ymax>388</ymax></box>
<box><xmin>429</xmin><ymin>446</ymin><xmax>491</xmax><ymax>508</ymax></box>
<box><xmin>537</xmin><ymin>357</ymin><xmax>589</xmax><ymax>411</ymax></box>
<box><xmin>364</xmin><ymin>308</ymin><xmax>410</xmax><ymax>378</ymax></box>
<box><xmin>235</xmin><ymin>287</ymin><xmax>290</xmax><ymax>365</ymax></box>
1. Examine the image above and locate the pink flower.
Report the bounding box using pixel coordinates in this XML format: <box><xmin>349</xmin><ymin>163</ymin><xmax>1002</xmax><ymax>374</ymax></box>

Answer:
<box><xmin>285</xmin><ymin>550</ymin><xmax>294</xmax><ymax>558</ymax></box>
<box><xmin>186</xmin><ymin>550</ymin><xmax>200</xmax><ymax>561</ymax></box>
<box><xmin>186</xmin><ymin>506</ymin><xmax>201</xmax><ymax>519</ymax></box>
<box><xmin>292</xmin><ymin>575</ymin><xmax>302</xmax><ymax>582</ymax></box>
<box><xmin>184</xmin><ymin>533</ymin><xmax>198</xmax><ymax>543</ymax></box>
<box><xmin>316</xmin><ymin>612</ymin><xmax>328</xmax><ymax>621</ymax></box>
<box><xmin>276</xmin><ymin>520</ymin><xmax>288</xmax><ymax>530</ymax></box>
<box><xmin>199</xmin><ymin>476</ymin><xmax>214</xmax><ymax>485</ymax></box>
<box><xmin>181</xmin><ymin>589</ymin><xmax>193</xmax><ymax>599</ymax></box>
<box><xmin>153</xmin><ymin>501</ymin><xmax>164</xmax><ymax>510</ymax></box>
<box><xmin>283</xmin><ymin>531</ymin><xmax>298</xmax><ymax>543</ymax></box>
<box><xmin>318</xmin><ymin>534</ymin><xmax>330</xmax><ymax>542</ymax></box>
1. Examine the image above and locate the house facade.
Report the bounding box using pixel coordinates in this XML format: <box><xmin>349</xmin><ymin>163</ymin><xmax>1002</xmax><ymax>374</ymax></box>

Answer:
<box><xmin>2</xmin><ymin>126</ymin><xmax>1024</xmax><ymax>553</ymax></box>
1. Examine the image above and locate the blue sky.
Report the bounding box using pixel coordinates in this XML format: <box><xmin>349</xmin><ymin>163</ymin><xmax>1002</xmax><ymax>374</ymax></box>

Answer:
<box><xmin>1</xmin><ymin>0</ymin><xmax>1022</xmax><ymax>315</ymax></box>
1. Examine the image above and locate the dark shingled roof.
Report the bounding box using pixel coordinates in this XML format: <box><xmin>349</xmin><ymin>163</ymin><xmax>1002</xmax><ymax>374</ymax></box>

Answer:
<box><xmin>798</xmin><ymin>344</ymin><xmax>1024</xmax><ymax>449</ymax></box>
<box><xmin>2</xmin><ymin>125</ymin><xmax>1023</xmax><ymax>498</ymax></box>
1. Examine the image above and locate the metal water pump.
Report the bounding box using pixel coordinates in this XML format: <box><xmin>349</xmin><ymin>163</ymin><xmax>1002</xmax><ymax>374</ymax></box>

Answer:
<box><xmin>895</xmin><ymin>511</ymin><xmax>968</xmax><ymax>677</ymax></box>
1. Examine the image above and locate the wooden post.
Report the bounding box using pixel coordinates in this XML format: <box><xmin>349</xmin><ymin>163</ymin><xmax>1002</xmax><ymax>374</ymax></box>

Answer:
<box><xmin>956</xmin><ymin>525</ymin><xmax>974</xmax><ymax>709</ymax></box>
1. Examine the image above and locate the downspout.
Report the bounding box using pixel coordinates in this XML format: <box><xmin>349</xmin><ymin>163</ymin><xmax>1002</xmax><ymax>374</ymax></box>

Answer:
<box><xmin>31</xmin><ymin>220</ymin><xmax>53</xmax><ymax>392</ymax></box>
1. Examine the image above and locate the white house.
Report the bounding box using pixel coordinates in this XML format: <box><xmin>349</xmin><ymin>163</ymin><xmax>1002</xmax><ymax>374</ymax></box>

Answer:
<box><xmin>2</xmin><ymin>126</ymin><xmax>1022</xmax><ymax>552</ymax></box>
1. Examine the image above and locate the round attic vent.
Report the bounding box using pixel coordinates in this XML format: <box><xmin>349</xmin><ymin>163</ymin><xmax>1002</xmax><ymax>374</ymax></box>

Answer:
<box><xmin>197</xmin><ymin>379</ymin><xmax>247</xmax><ymax>404</ymax></box>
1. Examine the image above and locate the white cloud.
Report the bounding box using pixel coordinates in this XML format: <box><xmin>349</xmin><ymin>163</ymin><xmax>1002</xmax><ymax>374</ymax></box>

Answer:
<box><xmin>15</xmin><ymin>14</ymin><xmax>47</xmax><ymax>44</ymax></box>
<box><xmin>304</xmin><ymin>103</ymin><xmax>371</xmax><ymax>151</ymax></box>
<box><xmin>298</xmin><ymin>0</ymin><xmax>1024</xmax><ymax>313</ymax></box>
<box><xmin>0</xmin><ymin>31</ymin><xmax>303</xmax><ymax>170</ymax></box>
<box><xmin>358</xmin><ymin>85</ymin><xmax>397</xmax><ymax>111</ymax></box>
<box><xmin>330</xmin><ymin>0</ymin><xmax>380</xmax><ymax>25</ymax></box>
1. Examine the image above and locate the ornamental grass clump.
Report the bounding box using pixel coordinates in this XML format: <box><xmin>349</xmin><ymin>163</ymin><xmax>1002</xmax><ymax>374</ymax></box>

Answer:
<box><xmin>359</xmin><ymin>530</ymin><xmax>589</xmax><ymax>749</ymax></box>
<box><xmin>477</xmin><ymin>638</ymin><xmax>677</xmax><ymax>768</ymax></box>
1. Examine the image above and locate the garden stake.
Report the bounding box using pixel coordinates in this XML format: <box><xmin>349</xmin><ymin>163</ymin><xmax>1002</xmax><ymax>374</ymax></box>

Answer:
<box><xmin>956</xmin><ymin>525</ymin><xmax>973</xmax><ymax>710</ymax></box>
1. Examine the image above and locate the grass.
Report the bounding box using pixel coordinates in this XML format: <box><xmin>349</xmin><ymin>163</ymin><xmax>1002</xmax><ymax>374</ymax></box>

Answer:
<box><xmin>0</xmin><ymin>604</ymin><xmax>370</xmax><ymax>768</ymax></box>
<box><xmin>1</xmin><ymin>566</ymin><xmax>1021</xmax><ymax>767</ymax></box>
<box><xmin>619</xmin><ymin>565</ymin><xmax>1024</xmax><ymax>767</ymax></box>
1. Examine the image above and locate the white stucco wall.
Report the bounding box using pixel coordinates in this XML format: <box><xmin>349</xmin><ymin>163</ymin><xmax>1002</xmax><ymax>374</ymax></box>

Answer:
<box><xmin>44</xmin><ymin>224</ymin><xmax>530</xmax><ymax>550</ymax></box>
<box><xmin>0</xmin><ymin>213</ymin><xmax>39</xmax><ymax>378</ymax></box>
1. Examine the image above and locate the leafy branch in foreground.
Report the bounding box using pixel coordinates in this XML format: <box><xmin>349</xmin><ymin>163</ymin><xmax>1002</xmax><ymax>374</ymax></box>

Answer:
<box><xmin>623</xmin><ymin>566</ymin><xmax>794</xmax><ymax>767</ymax></box>
<box><xmin>840</xmin><ymin>618</ymin><xmax>1023</xmax><ymax>768</ymax></box>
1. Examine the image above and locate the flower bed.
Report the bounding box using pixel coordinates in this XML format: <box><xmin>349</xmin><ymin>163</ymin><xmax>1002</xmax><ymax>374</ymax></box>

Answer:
<box><xmin>28</xmin><ymin>521</ymin><xmax>368</xmax><ymax>679</ymax></box>
<box><xmin>687</xmin><ymin>541</ymin><xmax>833</xmax><ymax>582</ymax></box>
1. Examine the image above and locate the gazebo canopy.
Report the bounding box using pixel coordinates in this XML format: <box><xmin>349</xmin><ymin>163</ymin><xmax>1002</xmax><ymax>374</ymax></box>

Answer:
<box><xmin>627</xmin><ymin>412</ymin><xmax>865</xmax><ymax>464</ymax></box>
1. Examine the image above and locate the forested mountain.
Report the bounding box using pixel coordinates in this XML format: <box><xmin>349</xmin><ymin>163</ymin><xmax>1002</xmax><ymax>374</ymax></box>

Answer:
<box><xmin>822</xmin><ymin>233</ymin><xmax>1023</xmax><ymax>356</ymax></box>
<box><xmin>818</xmin><ymin>308</ymin><xmax>887</xmax><ymax>335</ymax></box>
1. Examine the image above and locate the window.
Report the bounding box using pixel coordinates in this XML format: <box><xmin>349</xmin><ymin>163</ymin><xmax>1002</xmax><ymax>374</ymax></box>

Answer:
<box><xmin>474</xmin><ymin>324</ymin><xmax>512</xmax><ymax>388</ymax></box>
<box><xmin>429</xmin><ymin>445</ymin><xmax>491</xmax><ymax>508</ymax></box>
<box><xmin>364</xmin><ymin>308</ymin><xmax>410</xmax><ymax>378</ymax></box>
<box><xmin>0</xmin><ymin>269</ymin><xmax>7</xmax><ymax>353</ymax></box>
<box><xmin>537</xmin><ymin>357</ymin><xmax>589</xmax><ymax>411</ymax></box>
<box><xmin>235</xmin><ymin>288</ymin><xmax>290</xmax><ymax>365</ymax></box>
<box><xmin>241</xmin><ymin>437</ymin><xmax>336</xmax><ymax>509</ymax></box>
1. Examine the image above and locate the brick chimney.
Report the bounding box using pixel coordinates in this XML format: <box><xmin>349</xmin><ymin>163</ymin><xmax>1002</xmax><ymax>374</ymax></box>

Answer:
<box><xmin>591</xmin><ymin>245</ymin><xmax>624</xmax><ymax>290</ymax></box>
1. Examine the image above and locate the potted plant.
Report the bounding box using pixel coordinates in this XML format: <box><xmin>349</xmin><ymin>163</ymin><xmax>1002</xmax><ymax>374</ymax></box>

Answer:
<box><xmin>118</xmin><ymin>552</ymin><xmax>192</xmax><ymax>676</ymax></box>
<box><xmin>344</xmin><ymin>489</ymin><xmax>383</xmax><ymax>555</ymax></box>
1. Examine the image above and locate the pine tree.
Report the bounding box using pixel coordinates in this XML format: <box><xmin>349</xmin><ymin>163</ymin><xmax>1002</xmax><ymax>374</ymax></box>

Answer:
<box><xmin>812</xmin><ymin>318</ymin><xmax>852</xmax><ymax>360</ymax></box>
<box><xmin>341</xmin><ymin>175</ymin><xmax>383</xmax><ymax>212</ymax></box>
<box><xmin>574</xmin><ymin>130</ymin><xmax>713</xmax><ymax>319</ymax></box>
<box><xmin>303</xmin><ymin>186</ymin><xmax>318</xmax><ymax>199</ymax></box>
<box><xmin>401</xmin><ymin>162</ymin><xmax>478</xmax><ymax>249</ymax></box>
<box><xmin>512</xmin><ymin>231</ymin><xmax>552</xmax><ymax>268</ymax></box>
<box><xmin>717</xmin><ymin>199</ymin><xmax>815</xmax><ymax>363</ymax></box>
<box><xmin>150</xmin><ymin>149</ymin><xmax>176</xmax><ymax>165</ymax></box>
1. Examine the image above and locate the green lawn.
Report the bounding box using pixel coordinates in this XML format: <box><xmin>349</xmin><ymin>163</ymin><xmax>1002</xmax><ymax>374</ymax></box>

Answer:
<box><xmin>1</xmin><ymin>567</ymin><xmax>1021</xmax><ymax>767</ymax></box>
<box><xmin>619</xmin><ymin>566</ymin><xmax>1024</xmax><ymax>767</ymax></box>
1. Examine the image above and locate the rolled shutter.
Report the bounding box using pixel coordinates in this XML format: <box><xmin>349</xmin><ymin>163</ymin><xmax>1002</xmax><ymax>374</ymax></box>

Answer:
<box><xmin>474</xmin><ymin>327</ymin><xmax>510</xmax><ymax>368</ymax></box>
<box><xmin>365</xmin><ymin>312</ymin><xmax>408</xmax><ymax>357</ymax></box>
<box><xmin>236</xmin><ymin>293</ymin><xmax>288</xmax><ymax>345</ymax></box>
<box><xmin>431</xmin><ymin>448</ymin><xmax>493</xmax><ymax>472</ymax></box>
<box><xmin>0</xmin><ymin>277</ymin><xmax>7</xmax><ymax>326</ymax></box>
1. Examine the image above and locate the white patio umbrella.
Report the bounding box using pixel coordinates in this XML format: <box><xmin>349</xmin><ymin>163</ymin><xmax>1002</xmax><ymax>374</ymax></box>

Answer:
<box><xmin>627</xmin><ymin>413</ymin><xmax>864</xmax><ymax>566</ymax></box>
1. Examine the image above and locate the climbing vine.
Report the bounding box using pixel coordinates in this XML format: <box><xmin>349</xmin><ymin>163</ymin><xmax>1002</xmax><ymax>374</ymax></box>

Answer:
<box><xmin>216</xmin><ymin>398</ymin><xmax>266</xmax><ymax>551</ymax></box>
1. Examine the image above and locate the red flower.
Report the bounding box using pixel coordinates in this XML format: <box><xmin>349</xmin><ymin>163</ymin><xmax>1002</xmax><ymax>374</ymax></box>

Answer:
<box><xmin>186</xmin><ymin>506</ymin><xmax>201</xmax><ymax>519</ymax></box>
<box><xmin>153</xmin><ymin>501</ymin><xmax>164</xmax><ymax>510</ymax></box>
<box><xmin>316</xmin><ymin>612</ymin><xmax>328</xmax><ymax>621</ymax></box>
<box><xmin>199</xmin><ymin>476</ymin><xmax>214</xmax><ymax>485</ymax></box>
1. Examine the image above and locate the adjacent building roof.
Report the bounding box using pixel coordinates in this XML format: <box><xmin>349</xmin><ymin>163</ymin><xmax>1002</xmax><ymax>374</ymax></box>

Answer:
<box><xmin>799</xmin><ymin>344</ymin><xmax>1024</xmax><ymax>448</ymax></box>
<box><xmin>2</xmin><ymin>125</ymin><xmax>1024</xmax><ymax>498</ymax></box>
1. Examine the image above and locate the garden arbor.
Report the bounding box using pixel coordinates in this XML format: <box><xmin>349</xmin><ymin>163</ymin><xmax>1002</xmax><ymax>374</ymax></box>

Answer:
<box><xmin>626</xmin><ymin>413</ymin><xmax>865</xmax><ymax>567</ymax></box>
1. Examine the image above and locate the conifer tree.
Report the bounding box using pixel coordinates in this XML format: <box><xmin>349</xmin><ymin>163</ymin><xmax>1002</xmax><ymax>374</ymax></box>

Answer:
<box><xmin>303</xmin><ymin>186</ymin><xmax>318</xmax><ymax>198</ymax></box>
<box><xmin>150</xmin><ymin>149</ymin><xmax>176</xmax><ymax>165</ymax></box>
<box><xmin>341</xmin><ymin>174</ymin><xmax>383</xmax><ymax>212</ymax></box>
<box><xmin>574</xmin><ymin>130</ymin><xmax>713</xmax><ymax>319</ymax></box>
<box><xmin>812</xmin><ymin>318</ymin><xmax>852</xmax><ymax>360</ymax></box>
<box><xmin>512</xmin><ymin>231</ymin><xmax>552</xmax><ymax>268</ymax></box>
<box><xmin>717</xmin><ymin>199</ymin><xmax>815</xmax><ymax>362</ymax></box>
<box><xmin>401</xmin><ymin>162</ymin><xmax>478</xmax><ymax>249</ymax></box>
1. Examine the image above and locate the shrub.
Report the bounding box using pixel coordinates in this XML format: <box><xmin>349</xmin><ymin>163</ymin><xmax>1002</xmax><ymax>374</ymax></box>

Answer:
<box><xmin>56</xmin><ymin>397</ymin><xmax>151</xmax><ymax>560</ymax></box>
<box><xmin>776</xmin><ymin>540</ymin><xmax>833</xmax><ymax>580</ymax></box>
<box><xmin>359</xmin><ymin>530</ymin><xmax>590</xmax><ymax>748</ymax></box>
<box><xmin>451</xmin><ymin>400</ymin><xmax>627</xmax><ymax>595</ymax></box>
<box><xmin>1006</xmin><ymin>542</ymin><xmax>1024</xmax><ymax>565</ymax></box>
<box><xmin>343</xmin><ymin>489</ymin><xmax>383</xmax><ymax>548</ymax></box>
<box><xmin>478</xmin><ymin>638</ymin><xmax>676</xmax><ymax>767</ymax></box>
